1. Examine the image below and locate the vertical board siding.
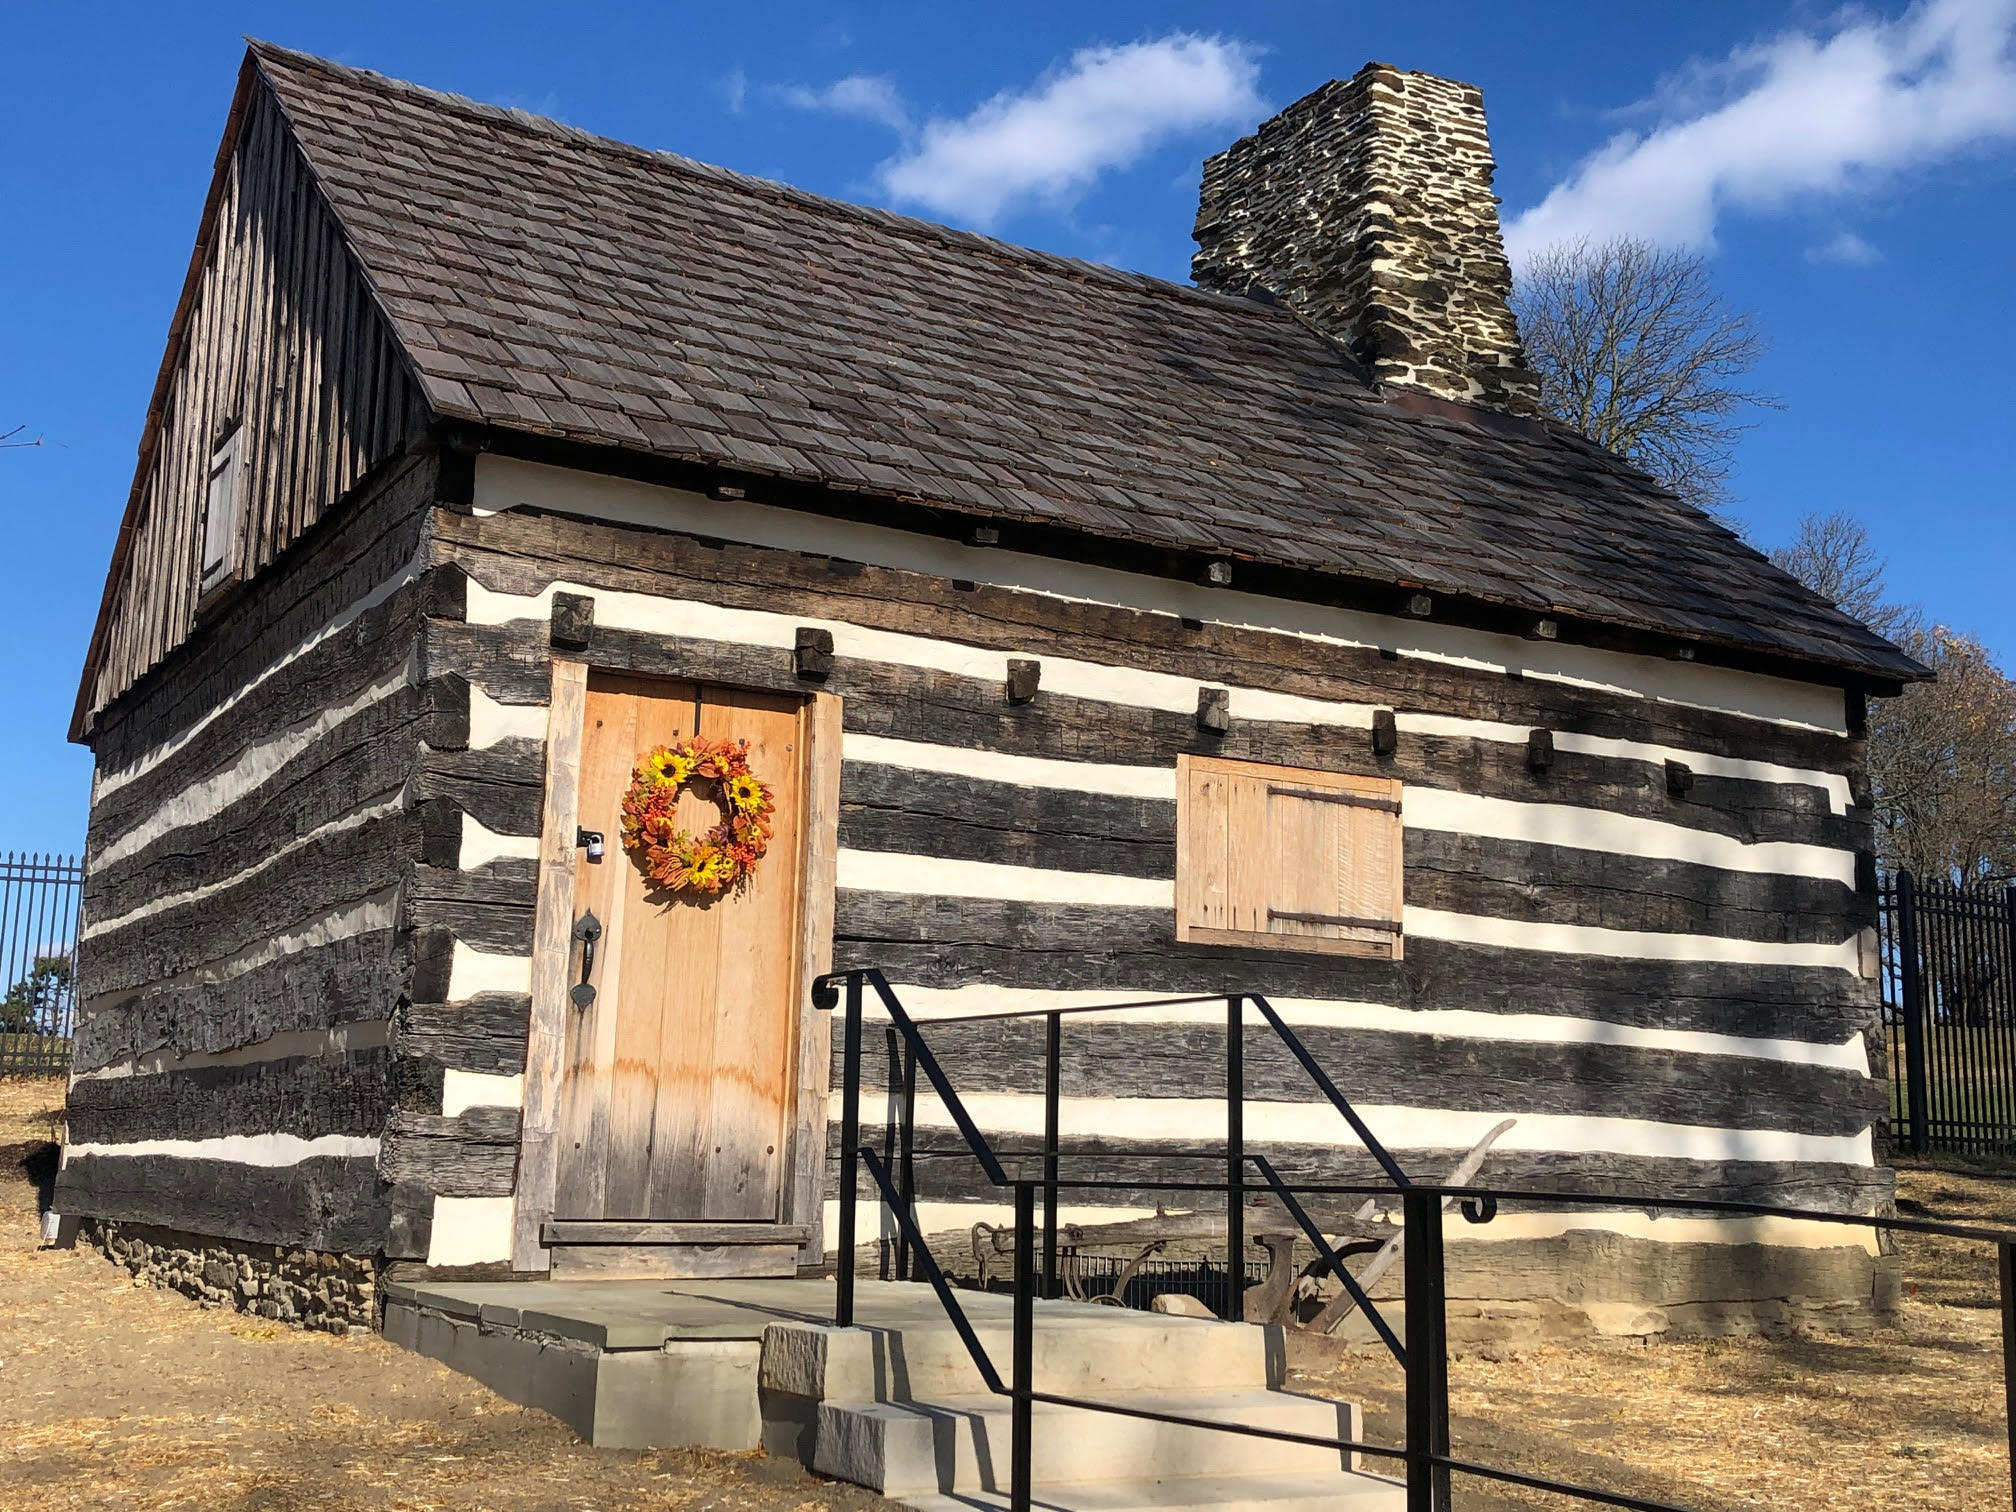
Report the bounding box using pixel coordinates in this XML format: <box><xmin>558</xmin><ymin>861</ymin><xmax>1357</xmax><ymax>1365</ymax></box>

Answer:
<box><xmin>81</xmin><ymin>75</ymin><xmax>427</xmax><ymax>732</ymax></box>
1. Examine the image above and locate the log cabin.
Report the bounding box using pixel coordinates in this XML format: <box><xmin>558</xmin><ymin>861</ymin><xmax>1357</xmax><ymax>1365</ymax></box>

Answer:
<box><xmin>58</xmin><ymin>43</ymin><xmax>1925</xmax><ymax>1338</ymax></box>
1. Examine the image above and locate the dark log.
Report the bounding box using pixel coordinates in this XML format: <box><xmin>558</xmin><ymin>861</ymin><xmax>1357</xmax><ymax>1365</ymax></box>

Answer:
<box><xmin>402</xmin><ymin>861</ymin><xmax>538</xmax><ymax>955</ymax></box>
<box><xmin>87</xmin><ymin>578</ymin><xmax>426</xmax><ymax>854</ymax></box>
<box><xmin>423</xmin><ymin>672</ymin><xmax>471</xmax><ymax>752</ymax></box>
<box><xmin>82</xmin><ymin>812</ymin><xmax>408</xmax><ymax>996</ymax></box>
<box><xmin>836</xmin><ymin>1017</ymin><xmax>1881</xmax><ymax>1139</ymax></box>
<box><xmin>86</xmin><ymin>692</ymin><xmax>424</xmax><ymax>919</ymax></box>
<box><xmin>421</xmin><ymin>562</ymin><xmax>469</xmax><ymax>622</ymax></box>
<box><xmin>71</xmin><ymin>929</ymin><xmax>400</xmax><ymax>1073</ymax></box>
<box><xmin>66</xmin><ymin>1047</ymin><xmax>395</xmax><ymax>1145</ymax></box>
<box><xmin>834</xmin><ymin>899</ymin><xmax>1878</xmax><ymax>1045</ymax></box>
<box><xmin>400</xmin><ymin>992</ymin><xmax>534</xmax><ymax>1076</ymax></box>
<box><xmin>415</xmin><ymin>739</ymin><xmax>546</xmax><ymax>838</ymax></box>
<box><xmin>55</xmin><ymin>1153</ymin><xmax>392</xmax><ymax>1254</ymax></box>
<box><xmin>381</xmin><ymin>1107</ymin><xmax>522</xmax><ymax>1196</ymax></box>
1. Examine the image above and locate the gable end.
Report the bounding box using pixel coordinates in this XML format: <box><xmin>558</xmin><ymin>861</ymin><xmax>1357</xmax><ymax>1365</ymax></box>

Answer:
<box><xmin>72</xmin><ymin>58</ymin><xmax>431</xmax><ymax>740</ymax></box>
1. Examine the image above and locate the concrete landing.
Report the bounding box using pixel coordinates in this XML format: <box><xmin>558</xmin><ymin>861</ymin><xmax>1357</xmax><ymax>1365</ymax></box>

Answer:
<box><xmin>384</xmin><ymin>1278</ymin><xmax>1402</xmax><ymax>1509</ymax></box>
<box><xmin>385</xmin><ymin>1277</ymin><xmax>1214</xmax><ymax>1451</ymax></box>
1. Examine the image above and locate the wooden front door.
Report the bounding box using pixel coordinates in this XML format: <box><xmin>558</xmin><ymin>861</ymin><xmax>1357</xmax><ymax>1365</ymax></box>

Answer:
<box><xmin>552</xmin><ymin>675</ymin><xmax>807</xmax><ymax>1222</ymax></box>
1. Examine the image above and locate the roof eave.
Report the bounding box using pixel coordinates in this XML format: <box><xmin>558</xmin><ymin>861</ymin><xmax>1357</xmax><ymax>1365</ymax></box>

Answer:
<box><xmin>457</xmin><ymin>419</ymin><xmax>1927</xmax><ymax>697</ymax></box>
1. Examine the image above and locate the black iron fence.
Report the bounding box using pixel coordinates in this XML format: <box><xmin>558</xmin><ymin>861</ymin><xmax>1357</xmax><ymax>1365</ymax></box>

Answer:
<box><xmin>1882</xmin><ymin>871</ymin><xmax>2016</xmax><ymax>1156</ymax></box>
<box><xmin>820</xmin><ymin>965</ymin><xmax>2016</xmax><ymax>1512</ymax></box>
<box><xmin>0</xmin><ymin>852</ymin><xmax>82</xmax><ymax>1078</ymax></box>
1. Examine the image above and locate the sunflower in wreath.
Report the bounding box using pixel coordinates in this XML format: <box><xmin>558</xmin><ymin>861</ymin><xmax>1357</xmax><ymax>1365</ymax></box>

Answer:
<box><xmin>619</xmin><ymin>736</ymin><xmax>774</xmax><ymax>896</ymax></box>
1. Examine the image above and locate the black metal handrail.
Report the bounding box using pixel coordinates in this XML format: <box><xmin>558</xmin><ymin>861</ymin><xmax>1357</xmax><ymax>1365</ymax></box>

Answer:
<box><xmin>813</xmin><ymin>965</ymin><xmax>2016</xmax><ymax>1512</ymax></box>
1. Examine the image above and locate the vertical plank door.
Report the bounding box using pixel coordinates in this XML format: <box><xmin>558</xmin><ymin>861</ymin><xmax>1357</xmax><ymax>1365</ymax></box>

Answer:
<box><xmin>552</xmin><ymin>675</ymin><xmax>807</xmax><ymax>1221</ymax></box>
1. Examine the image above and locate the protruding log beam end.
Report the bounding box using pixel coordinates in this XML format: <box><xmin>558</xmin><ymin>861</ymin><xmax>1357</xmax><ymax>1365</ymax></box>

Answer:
<box><xmin>1526</xmin><ymin>728</ymin><xmax>1554</xmax><ymax>774</ymax></box>
<box><xmin>549</xmin><ymin>591</ymin><xmax>594</xmax><ymax>650</ymax></box>
<box><xmin>794</xmin><ymin>626</ymin><xmax>836</xmax><ymax>681</ymax></box>
<box><xmin>1006</xmin><ymin>658</ymin><xmax>1041</xmax><ymax>705</ymax></box>
<box><xmin>1197</xmin><ymin>686</ymin><xmax>1232</xmax><ymax>734</ymax></box>
<box><xmin>1665</xmin><ymin>759</ymin><xmax>1695</xmax><ymax>798</ymax></box>
<box><xmin>1372</xmin><ymin>708</ymin><xmax>1398</xmax><ymax>757</ymax></box>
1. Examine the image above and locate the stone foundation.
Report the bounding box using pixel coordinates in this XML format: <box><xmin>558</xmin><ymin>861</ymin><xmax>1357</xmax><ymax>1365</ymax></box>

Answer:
<box><xmin>89</xmin><ymin>1219</ymin><xmax>379</xmax><ymax>1333</ymax></box>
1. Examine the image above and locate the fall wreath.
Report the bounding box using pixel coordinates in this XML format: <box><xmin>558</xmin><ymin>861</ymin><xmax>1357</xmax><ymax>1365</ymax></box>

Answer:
<box><xmin>619</xmin><ymin>737</ymin><xmax>774</xmax><ymax>896</ymax></box>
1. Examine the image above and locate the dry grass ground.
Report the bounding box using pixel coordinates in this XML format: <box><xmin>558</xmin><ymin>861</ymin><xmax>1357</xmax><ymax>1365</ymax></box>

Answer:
<box><xmin>1290</xmin><ymin>1166</ymin><xmax>2016</xmax><ymax>1511</ymax></box>
<box><xmin>0</xmin><ymin>1077</ymin><xmax>893</xmax><ymax>1512</ymax></box>
<box><xmin>6</xmin><ymin>1075</ymin><xmax>2014</xmax><ymax>1509</ymax></box>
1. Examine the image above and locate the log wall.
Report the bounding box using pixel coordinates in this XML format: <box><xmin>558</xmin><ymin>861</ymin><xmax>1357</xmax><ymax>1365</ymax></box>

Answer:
<box><xmin>58</xmin><ymin>452</ymin><xmax>444</xmax><ymax>1260</ymax></box>
<box><xmin>397</xmin><ymin>454</ymin><xmax>1889</xmax><ymax>1315</ymax></box>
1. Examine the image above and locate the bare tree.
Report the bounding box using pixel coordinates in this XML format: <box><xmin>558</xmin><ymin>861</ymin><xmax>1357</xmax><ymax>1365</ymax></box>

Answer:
<box><xmin>0</xmin><ymin>424</ymin><xmax>42</xmax><ymax>450</ymax></box>
<box><xmin>1774</xmin><ymin>511</ymin><xmax>2016</xmax><ymax>885</ymax></box>
<box><xmin>1512</xmin><ymin>236</ymin><xmax>1776</xmax><ymax>514</ymax></box>
<box><xmin>1769</xmin><ymin>510</ymin><xmax>1897</xmax><ymax>633</ymax></box>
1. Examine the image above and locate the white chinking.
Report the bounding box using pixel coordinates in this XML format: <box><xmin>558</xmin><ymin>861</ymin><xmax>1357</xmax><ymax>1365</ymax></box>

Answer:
<box><xmin>829</xmin><ymin>1089</ymin><xmax>1874</xmax><ymax>1167</ymax></box>
<box><xmin>458</xmin><ymin>812</ymin><xmax>539</xmax><ymax>871</ymax></box>
<box><xmin>65</xmin><ymin>1132</ymin><xmax>380</xmax><ymax>1165</ymax></box>
<box><xmin>442</xmin><ymin>1069</ymin><xmax>525</xmax><ymax>1115</ymax></box>
<box><xmin>447</xmin><ymin>941</ymin><xmax>532</xmax><ymax>1000</ymax></box>
<box><xmin>820</xmin><ymin>1199</ymin><xmax>1882</xmax><ymax>1255</ymax></box>
<box><xmin>428</xmin><ymin>1195</ymin><xmax>516</xmax><ymax>1266</ymax></box>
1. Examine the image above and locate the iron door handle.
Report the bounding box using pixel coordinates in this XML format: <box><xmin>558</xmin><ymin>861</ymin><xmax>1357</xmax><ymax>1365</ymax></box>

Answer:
<box><xmin>571</xmin><ymin>910</ymin><xmax>602</xmax><ymax>1009</ymax></box>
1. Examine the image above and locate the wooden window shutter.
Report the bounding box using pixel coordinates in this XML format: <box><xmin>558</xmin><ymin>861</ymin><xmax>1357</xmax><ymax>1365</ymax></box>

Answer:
<box><xmin>199</xmin><ymin>426</ymin><xmax>244</xmax><ymax>601</ymax></box>
<box><xmin>1176</xmin><ymin>755</ymin><xmax>1403</xmax><ymax>959</ymax></box>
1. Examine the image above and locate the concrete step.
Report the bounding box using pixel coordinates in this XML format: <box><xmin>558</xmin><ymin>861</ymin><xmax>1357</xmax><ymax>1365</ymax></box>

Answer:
<box><xmin>893</xmin><ymin>1469</ymin><xmax>1406</xmax><ymax>1511</ymax></box>
<box><xmin>761</xmin><ymin>1310</ymin><xmax>1275</xmax><ymax>1404</ymax></box>
<box><xmin>811</xmin><ymin>1389</ymin><xmax>1363</xmax><ymax>1497</ymax></box>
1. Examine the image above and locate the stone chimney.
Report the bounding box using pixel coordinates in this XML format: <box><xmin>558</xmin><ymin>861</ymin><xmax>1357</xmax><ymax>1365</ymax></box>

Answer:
<box><xmin>1192</xmin><ymin>62</ymin><xmax>1540</xmax><ymax>416</ymax></box>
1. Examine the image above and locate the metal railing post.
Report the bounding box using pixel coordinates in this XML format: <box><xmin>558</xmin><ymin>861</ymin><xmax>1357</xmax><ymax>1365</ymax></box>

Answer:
<box><xmin>1898</xmin><ymin>871</ymin><xmax>1931</xmax><ymax>1154</ymax></box>
<box><xmin>1012</xmin><ymin>1180</ymin><xmax>1036</xmax><ymax>1512</ymax></box>
<box><xmin>1402</xmin><ymin>1188</ymin><xmax>1452</xmax><ymax>1512</ymax></box>
<box><xmin>896</xmin><ymin>1035</ymin><xmax>918</xmax><ymax>1283</ymax></box>
<box><xmin>1226</xmin><ymin>994</ymin><xmax>1245</xmax><ymax>1322</ymax></box>
<box><xmin>1043</xmin><ymin>1011</ymin><xmax>1061</xmax><ymax>1300</ymax></box>
<box><xmin>836</xmin><ymin>972</ymin><xmax>864</xmax><ymax>1327</ymax></box>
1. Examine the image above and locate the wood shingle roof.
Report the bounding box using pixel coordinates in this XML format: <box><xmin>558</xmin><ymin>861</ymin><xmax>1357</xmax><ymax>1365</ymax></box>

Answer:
<box><xmin>249</xmin><ymin>41</ymin><xmax>1921</xmax><ymax>686</ymax></box>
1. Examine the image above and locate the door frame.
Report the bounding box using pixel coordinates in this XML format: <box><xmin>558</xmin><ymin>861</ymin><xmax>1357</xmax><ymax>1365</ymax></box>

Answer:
<box><xmin>509</xmin><ymin>659</ymin><xmax>842</xmax><ymax>1271</ymax></box>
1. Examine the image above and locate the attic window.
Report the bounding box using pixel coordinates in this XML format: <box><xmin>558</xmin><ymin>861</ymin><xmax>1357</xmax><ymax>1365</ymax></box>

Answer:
<box><xmin>199</xmin><ymin>425</ymin><xmax>244</xmax><ymax>601</ymax></box>
<box><xmin>1175</xmin><ymin>755</ymin><xmax>1404</xmax><ymax>959</ymax></box>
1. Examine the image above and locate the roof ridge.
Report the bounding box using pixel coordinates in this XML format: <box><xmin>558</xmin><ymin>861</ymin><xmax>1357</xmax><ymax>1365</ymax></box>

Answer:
<box><xmin>242</xmin><ymin>39</ymin><xmax>1289</xmax><ymax>326</ymax></box>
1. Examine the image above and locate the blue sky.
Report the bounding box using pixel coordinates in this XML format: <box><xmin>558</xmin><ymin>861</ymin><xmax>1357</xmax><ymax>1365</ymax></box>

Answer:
<box><xmin>4</xmin><ymin>1</ymin><xmax>2014</xmax><ymax>853</ymax></box>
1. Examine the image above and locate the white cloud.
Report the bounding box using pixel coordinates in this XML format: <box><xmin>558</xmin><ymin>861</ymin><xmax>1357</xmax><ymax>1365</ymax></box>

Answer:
<box><xmin>777</xmin><ymin>74</ymin><xmax>912</xmax><ymax>134</ymax></box>
<box><xmin>1807</xmin><ymin>229</ymin><xmax>1883</xmax><ymax>264</ymax></box>
<box><xmin>722</xmin><ymin>68</ymin><xmax>747</xmax><ymax>115</ymax></box>
<box><xmin>1505</xmin><ymin>0</ymin><xmax>2016</xmax><ymax>263</ymax></box>
<box><xmin>875</xmin><ymin>33</ymin><xmax>1265</xmax><ymax>225</ymax></box>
